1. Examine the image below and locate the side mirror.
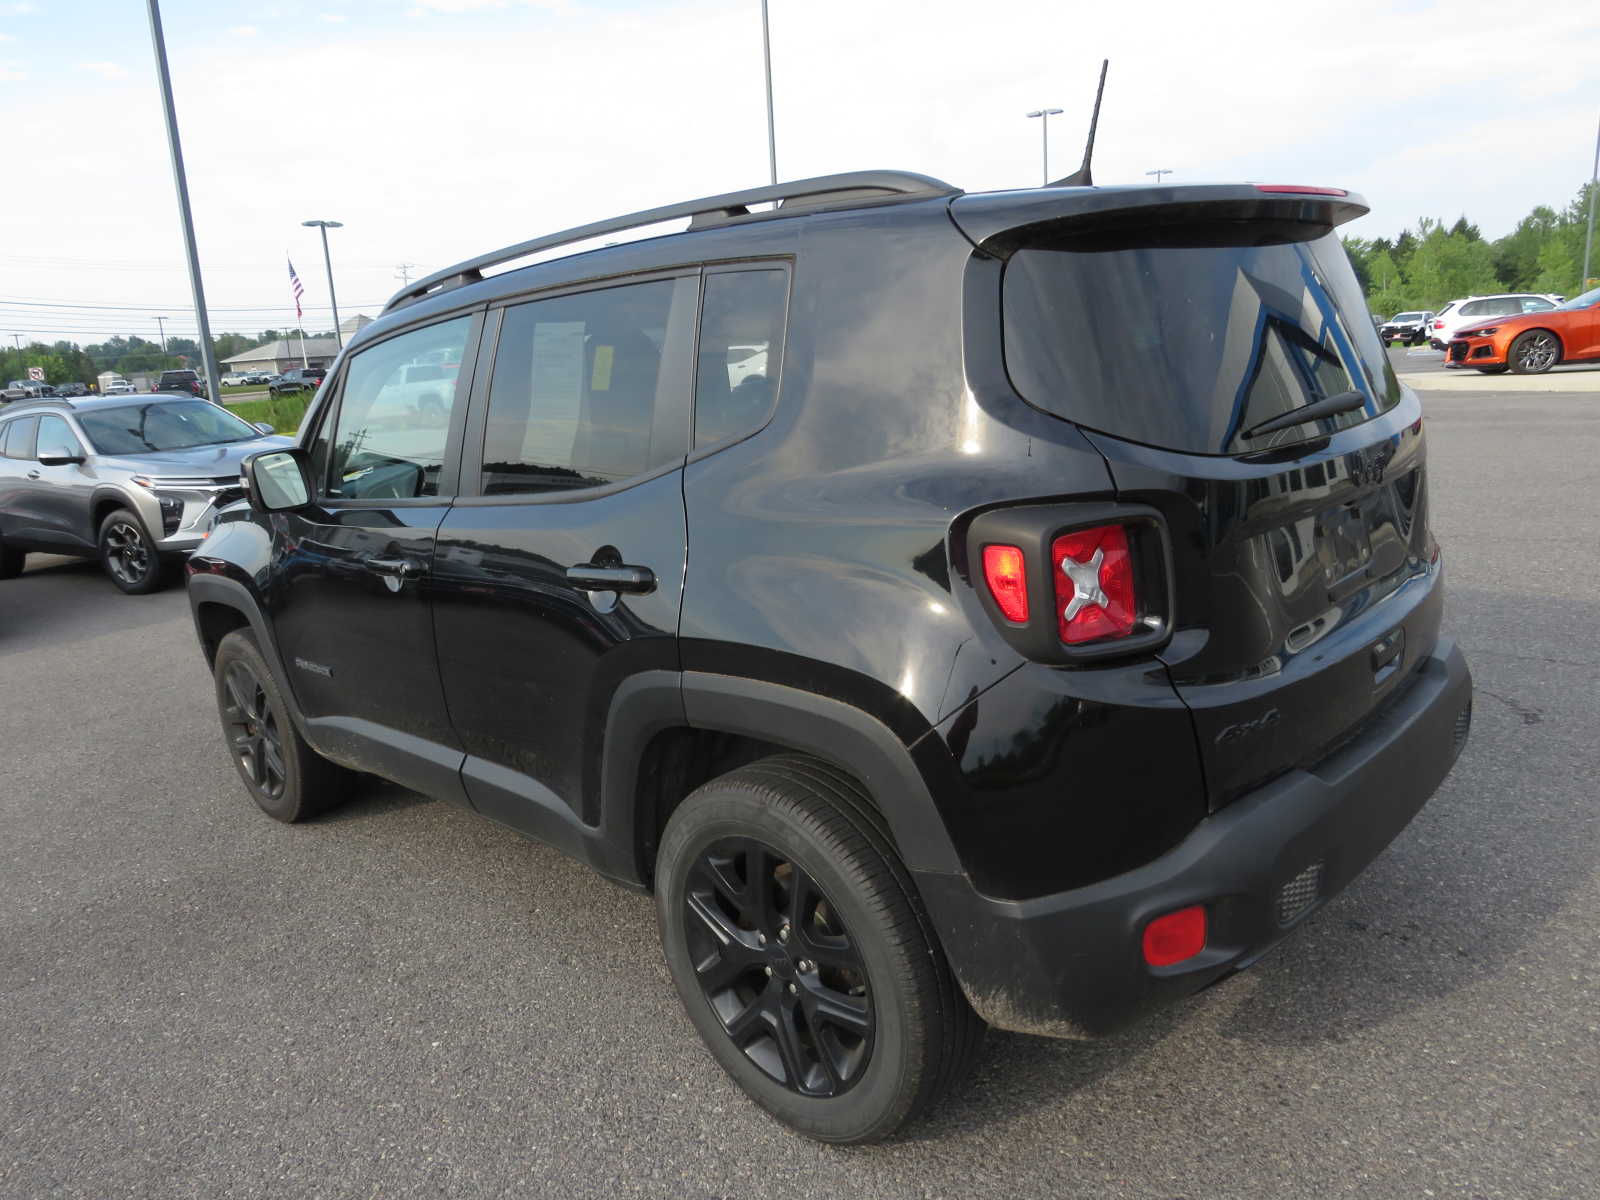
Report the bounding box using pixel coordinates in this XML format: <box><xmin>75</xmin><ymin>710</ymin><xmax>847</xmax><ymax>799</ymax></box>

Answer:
<box><xmin>38</xmin><ymin>447</ymin><xmax>86</xmax><ymax>466</ymax></box>
<box><xmin>243</xmin><ymin>448</ymin><xmax>313</xmax><ymax>513</ymax></box>
<box><xmin>253</xmin><ymin>422</ymin><xmax>276</xmax><ymax>435</ymax></box>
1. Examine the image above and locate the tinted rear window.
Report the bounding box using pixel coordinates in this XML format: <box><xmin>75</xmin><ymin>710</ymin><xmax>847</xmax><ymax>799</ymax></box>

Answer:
<box><xmin>1002</xmin><ymin>228</ymin><xmax>1401</xmax><ymax>455</ymax></box>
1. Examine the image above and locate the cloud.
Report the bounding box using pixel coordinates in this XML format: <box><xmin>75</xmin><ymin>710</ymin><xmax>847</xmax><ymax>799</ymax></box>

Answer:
<box><xmin>0</xmin><ymin>2</ymin><xmax>37</xmax><ymax>15</ymax></box>
<box><xmin>318</xmin><ymin>12</ymin><xmax>347</xmax><ymax>22</ymax></box>
<box><xmin>230</xmin><ymin>25</ymin><xmax>260</xmax><ymax>37</ymax></box>
<box><xmin>0</xmin><ymin>59</ymin><xmax>23</xmax><ymax>82</ymax></box>
<box><xmin>0</xmin><ymin>32</ymin><xmax>14</xmax><ymax>42</ymax></box>
<box><xmin>76</xmin><ymin>61</ymin><xmax>127</xmax><ymax>81</ymax></box>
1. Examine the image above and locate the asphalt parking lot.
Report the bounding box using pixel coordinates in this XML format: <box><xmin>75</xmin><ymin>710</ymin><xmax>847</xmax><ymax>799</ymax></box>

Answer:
<box><xmin>3</xmin><ymin>372</ymin><xmax>1597</xmax><ymax>1199</ymax></box>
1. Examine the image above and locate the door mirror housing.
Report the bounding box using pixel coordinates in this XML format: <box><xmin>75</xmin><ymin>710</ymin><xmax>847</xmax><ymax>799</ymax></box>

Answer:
<box><xmin>253</xmin><ymin>422</ymin><xmax>276</xmax><ymax>435</ymax></box>
<box><xmin>243</xmin><ymin>448</ymin><xmax>313</xmax><ymax>512</ymax></box>
<box><xmin>37</xmin><ymin>447</ymin><xmax>86</xmax><ymax>466</ymax></box>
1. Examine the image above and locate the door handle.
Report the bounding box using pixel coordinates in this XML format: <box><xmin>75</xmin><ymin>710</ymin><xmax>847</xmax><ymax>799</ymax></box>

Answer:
<box><xmin>566</xmin><ymin>563</ymin><xmax>656</xmax><ymax>594</ymax></box>
<box><xmin>362</xmin><ymin>556</ymin><xmax>424</xmax><ymax>580</ymax></box>
<box><xmin>26</xmin><ymin>470</ymin><xmax>41</xmax><ymax>480</ymax></box>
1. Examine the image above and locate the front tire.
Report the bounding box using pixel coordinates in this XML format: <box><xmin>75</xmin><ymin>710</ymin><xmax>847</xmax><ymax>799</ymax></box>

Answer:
<box><xmin>1509</xmin><ymin>329</ymin><xmax>1561</xmax><ymax>375</ymax></box>
<box><xmin>656</xmin><ymin>755</ymin><xmax>983</xmax><ymax>1144</ymax></box>
<box><xmin>212</xmin><ymin>629</ymin><xmax>354</xmax><ymax>822</ymax></box>
<box><xmin>97</xmin><ymin>509</ymin><xmax>164</xmax><ymax>594</ymax></box>
<box><xmin>1475</xmin><ymin>365</ymin><xmax>1509</xmax><ymax>375</ymax></box>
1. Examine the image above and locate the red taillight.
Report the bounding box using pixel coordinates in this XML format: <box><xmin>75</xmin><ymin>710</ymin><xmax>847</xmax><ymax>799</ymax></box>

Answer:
<box><xmin>1253</xmin><ymin>184</ymin><xmax>1348</xmax><ymax>197</ymax></box>
<box><xmin>1143</xmin><ymin>905</ymin><xmax>1207</xmax><ymax>967</ymax></box>
<box><xmin>1052</xmin><ymin>523</ymin><xmax>1136</xmax><ymax>645</ymax></box>
<box><xmin>981</xmin><ymin>545</ymin><xmax>1029</xmax><ymax>623</ymax></box>
<box><xmin>1433</xmin><ymin>320</ymin><xmax>1444</xmax><ymax>329</ymax></box>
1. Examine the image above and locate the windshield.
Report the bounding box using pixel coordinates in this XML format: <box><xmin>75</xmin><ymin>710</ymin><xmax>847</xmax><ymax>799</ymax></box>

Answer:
<box><xmin>77</xmin><ymin>399</ymin><xmax>261</xmax><ymax>454</ymax></box>
<box><xmin>1393</xmin><ymin>312</ymin><xmax>1425</xmax><ymax>321</ymax></box>
<box><xmin>1002</xmin><ymin>226</ymin><xmax>1400</xmax><ymax>456</ymax></box>
<box><xmin>1558</xmin><ymin>285</ymin><xmax>1600</xmax><ymax>310</ymax></box>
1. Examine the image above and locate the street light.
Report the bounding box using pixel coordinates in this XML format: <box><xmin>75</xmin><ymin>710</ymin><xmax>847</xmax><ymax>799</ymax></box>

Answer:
<box><xmin>1026</xmin><ymin>108</ymin><xmax>1064</xmax><ymax>186</ymax></box>
<box><xmin>1146</xmin><ymin>168</ymin><xmax>1173</xmax><ymax>184</ymax></box>
<box><xmin>302</xmin><ymin>219</ymin><xmax>345</xmax><ymax>350</ymax></box>
<box><xmin>1581</xmin><ymin>113</ymin><xmax>1599</xmax><ymax>293</ymax></box>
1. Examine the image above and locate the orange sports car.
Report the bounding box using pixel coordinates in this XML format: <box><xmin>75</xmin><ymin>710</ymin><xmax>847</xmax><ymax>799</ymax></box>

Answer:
<box><xmin>1446</xmin><ymin>284</ymin><xmax>1600</xmax><ymax>374</ymax></box>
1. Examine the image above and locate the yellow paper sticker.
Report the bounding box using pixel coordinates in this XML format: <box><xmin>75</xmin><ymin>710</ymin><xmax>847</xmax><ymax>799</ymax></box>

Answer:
<box><xmin>591</xmin><ymin>345</ymin><xmax>615</xmax><ymax>392</ymax></box>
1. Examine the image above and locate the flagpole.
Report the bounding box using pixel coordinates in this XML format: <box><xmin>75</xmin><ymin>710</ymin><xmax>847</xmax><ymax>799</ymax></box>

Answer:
<box><xmin>299</xmin><ymin>326</ymin><xmax>308</xmax><ymax>369</ymax></box>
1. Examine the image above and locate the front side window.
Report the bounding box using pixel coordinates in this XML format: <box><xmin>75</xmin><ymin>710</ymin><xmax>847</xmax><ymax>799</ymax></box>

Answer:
<box><xmin>36</xmin><ymin>414</ymin><xmax>83</xmax><ymax>459</ymax></box>
<box><xmin>77</xmin><ymin>401</ymin><xmax>255</xmax><ymax>454</ymax></box>
<box><xmin>326</xmin><ymin>316</ymin><xmax>471</xmax><ymax>500</ymax></box>
<box><xmin>694</xmin><ymin>268</ymin><xmax>789</xmax><ymax>448</ymax></box>
<box><xmin>479</xmin><ymin>277</ymin><xmax>693</xmax><ymax>496</ymax></box>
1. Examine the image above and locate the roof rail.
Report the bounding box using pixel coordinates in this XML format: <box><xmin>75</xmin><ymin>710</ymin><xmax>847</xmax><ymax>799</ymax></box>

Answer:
<box><xmin>382</xmin><ymin>170</ymin><xmax>959</xmax><ymax>314</ymax></box>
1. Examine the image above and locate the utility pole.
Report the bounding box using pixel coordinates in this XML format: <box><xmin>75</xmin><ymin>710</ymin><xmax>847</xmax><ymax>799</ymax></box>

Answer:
<box><xmin>10</xmin><ymin>334</ymin><xmax>20</xmax><ymax>351</ymax></box>
<box><xmin>761</xmin><ymin>0</ymin><xmax>777</xmax><ymax>184</ymax></box>
<box><xmin>1582</xmin><ymin>112</ymin><xmax>1599</xmax><ymax>293</ymax></box>
<box><xmin>1027</xmin><ymin>108</ymin><xmax>1063</xmax><ymax>186</ymax></box>
<box><xmin>395</xmin><ymin>262</ymin><xmax>417</xmax><ymax>287</ymax></box>
<box><xmin>154</xmin><ymin>315</ymin><xmax>168</xmax><ymax>354</ymax></box>
<box><xmin>1146</xmin><ymin>168</ymin><xmax>1173</xmax><ymax>184</ymax></box>
<box><xmin>144</xmin><ymin>0</ymin><xmax>222</xmax><ymax>404</ymax></box>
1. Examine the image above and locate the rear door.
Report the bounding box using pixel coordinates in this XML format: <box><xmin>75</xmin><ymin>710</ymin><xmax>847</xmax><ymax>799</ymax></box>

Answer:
<box><xmin>430</xmin><ymin>272</ymin><xmax>698</xmax><ymax>837</ymax></box>
<box><xmin>995</xmin><ymin>210</ymin><xmax>1439</xmax><ymax>808</ymax></box>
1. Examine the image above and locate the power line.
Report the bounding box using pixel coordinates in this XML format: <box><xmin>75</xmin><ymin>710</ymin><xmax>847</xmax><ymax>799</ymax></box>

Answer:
<box><xmin>0</xmin><ymin>296</ymin><xmax>387</xmax><ymax>312</ymax></box>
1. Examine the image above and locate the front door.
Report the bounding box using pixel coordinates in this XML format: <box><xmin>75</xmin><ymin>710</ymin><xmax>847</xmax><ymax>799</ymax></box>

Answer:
<box><xmin>28</xmin><ymin>414</ymin><xmax>96</xmax><ymax>550</ymax></box>
<box><xmin>430</xmin><ymin>274</ymin><xmax>698</xmax><ymax>839</ymax></box>
<box><xmin>268</xmin><ymin>312</ymin><xmax>481</xmax><ymax>802</ymax></box>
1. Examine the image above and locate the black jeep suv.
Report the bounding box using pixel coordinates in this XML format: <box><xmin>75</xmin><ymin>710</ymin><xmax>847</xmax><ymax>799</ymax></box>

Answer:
<box><xmin>187</xmin><ymin>171</ymin><xmax>1472</xmax><ymax>1143</ymax></box>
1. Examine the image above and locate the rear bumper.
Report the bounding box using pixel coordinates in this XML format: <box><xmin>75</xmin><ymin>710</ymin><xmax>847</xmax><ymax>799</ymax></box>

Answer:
<box><xmin>915</xmin><ymin>638</ymin><xmax>1472</xmax><ymax>1038</ymax></box>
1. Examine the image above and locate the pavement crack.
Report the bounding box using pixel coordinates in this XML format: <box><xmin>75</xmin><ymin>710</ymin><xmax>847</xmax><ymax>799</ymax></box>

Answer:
<box><xmin>1478</xmin><ymin>688</ymin><xmax>1544</xmax><ymax>725</ymax></box>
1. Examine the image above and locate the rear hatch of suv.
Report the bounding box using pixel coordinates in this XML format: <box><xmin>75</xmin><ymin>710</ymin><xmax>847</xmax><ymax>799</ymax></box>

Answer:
<box><xmin>956</xmin><ymin>186</ymin><xmax>1441</xmax><ymax>808</ymax></box>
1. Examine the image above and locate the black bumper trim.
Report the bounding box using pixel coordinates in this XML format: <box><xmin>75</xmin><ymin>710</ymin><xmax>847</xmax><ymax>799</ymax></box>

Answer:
<box><xmin>915</xmin><ymin>638</ymin><xmax>1472</xmax><ymax>1038</ymax></box>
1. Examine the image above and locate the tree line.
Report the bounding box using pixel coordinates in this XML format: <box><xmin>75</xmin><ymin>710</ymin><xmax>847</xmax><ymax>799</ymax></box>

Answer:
<box><xmin>1345</xmin><ymin>181</ymin><xmax>1598</xmax><ymax>316</ymax></box>
<box><xmin>1</xmin><ymin>328</ymin><xmax>335</xmax><ymax>388</ymax></box>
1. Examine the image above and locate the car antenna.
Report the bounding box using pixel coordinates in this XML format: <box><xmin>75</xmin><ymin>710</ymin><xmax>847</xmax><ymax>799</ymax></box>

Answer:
<box><xmin>1048</xmin><ymin>59</ymin><xmax>1108</xmax><ymax>188</ymax></box>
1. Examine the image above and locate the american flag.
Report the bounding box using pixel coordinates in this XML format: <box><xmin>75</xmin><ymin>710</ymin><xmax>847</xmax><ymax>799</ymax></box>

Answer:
<box><xmin>288</xmin><ymin>258</ymin><xmax>305</xmax><ymax>320</ymax></box>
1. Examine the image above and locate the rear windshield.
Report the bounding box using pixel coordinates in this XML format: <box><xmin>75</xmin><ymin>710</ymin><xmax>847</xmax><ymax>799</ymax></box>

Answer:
<box><xmin>1002</xmin><ymin>227</ymin><xmax>1401</xmax><ymax>455</ymax></box>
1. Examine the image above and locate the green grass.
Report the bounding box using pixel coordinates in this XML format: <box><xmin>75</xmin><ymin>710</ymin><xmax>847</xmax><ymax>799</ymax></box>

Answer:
<box><xmin>219</xmin><ymin>382</ymin><xmax>266</xmax><ymax>397</ymax></box>
<box><xmin>229</xmin><ymin>393</ymin><xmax>312</xmax><ymax>434</ymax></box>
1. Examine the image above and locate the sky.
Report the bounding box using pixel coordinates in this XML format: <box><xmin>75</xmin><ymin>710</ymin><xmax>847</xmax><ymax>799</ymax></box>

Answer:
<box><xmin>2</xmin><ymin>0</ymin><xmax>1598</xmax><ymax>347</ymax></box>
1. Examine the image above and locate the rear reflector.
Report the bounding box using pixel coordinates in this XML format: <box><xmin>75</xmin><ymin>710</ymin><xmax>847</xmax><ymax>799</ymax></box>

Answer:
<box><xmin>1052</xmin><ymin>523</ymin><xmax>1136</xmax><ymax>644</ymax></box>
<box><xmin>1143</xmin><ymin>905</ymin><xmax>1207</xmax><ymax>967</ymax></box>
<box><xmin>1253</xmin><ymin>184</ymin><xmax>1349</xmax><ymax>196</ymax></box>
<box><xmin>981</xmin><ymin>544</ymin><xmax>1029</xmax><ymax>623</ymax></box>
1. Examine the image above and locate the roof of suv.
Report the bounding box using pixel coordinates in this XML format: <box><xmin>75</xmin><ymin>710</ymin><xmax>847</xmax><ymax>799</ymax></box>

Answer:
<box><xmin>348</xmin><ymin>172</ymin><xmax>1367</xmax><ymax>359</ymax></box>
<box><xmin>2</xmin><ymin>393</ymin><xmax>205</xmax><ymax>418</ymax></box>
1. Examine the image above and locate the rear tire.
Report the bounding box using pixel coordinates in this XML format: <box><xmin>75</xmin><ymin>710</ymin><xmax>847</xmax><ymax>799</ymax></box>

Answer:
<box><xmin>97</xmin><ymin>509</ymin><xmax>164</xmax><ymax>594</ymax></box>
<box><xmin>0</xmin><ymin>535</ymin><xmax>24</xmax><ymax>579</ymax></box>
<box><xmin>1509</xmin><ymin>329</ymin><xmax>1560</xmax><ymax>375</ymax></box>
<box><xmin>656</xmin><ymin>755</ymin><xmax>983</xmax><ymax>1144</ymax></box>
<box><xmin>212</xmin><ymin>629</ymin><xmax>354</xmax><ymax>822</ymax></box>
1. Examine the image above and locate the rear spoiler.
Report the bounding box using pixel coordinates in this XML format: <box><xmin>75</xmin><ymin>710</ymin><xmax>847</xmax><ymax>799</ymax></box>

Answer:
<box><xmin>949</xmin><ymin>184</ymin><xmax>1369</xmax><ymax>258</ymax></box>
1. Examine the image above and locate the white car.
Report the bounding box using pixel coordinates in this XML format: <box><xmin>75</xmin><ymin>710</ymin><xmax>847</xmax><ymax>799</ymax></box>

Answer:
<box><xmin>1427</xmin><ymin>293</ymin><xmax>1562</xmax><ymax>349</ymax></box>
<box><xmin>220</xmin><ymin>372</ymin><xmax>250</xmax><ymax>387</ymax></box>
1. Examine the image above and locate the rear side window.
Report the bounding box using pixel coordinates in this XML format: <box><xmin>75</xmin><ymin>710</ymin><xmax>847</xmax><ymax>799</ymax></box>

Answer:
<box><xmin>694</xmin><ymin>268</ymin><xmax>789</xmax><ymax>448</ymax></box>
<box><xmin>1001</xmin><ymin>228</ymin><xmax>1401</xmax><ymax>455</ymax></box>
<box><xmin>2</xmin><ymin>416</ymin><xmax>38</xmax><ymax>459</ymax></box>
<box><xmin>1521</xmin><ymin>297</ymin><xmax>1555</xmax><ymax>312</ymax></box>
<box><xmin>479</xmin><ymin>276</ymin><xmax>695</xmax><ymax>495</ymax></box>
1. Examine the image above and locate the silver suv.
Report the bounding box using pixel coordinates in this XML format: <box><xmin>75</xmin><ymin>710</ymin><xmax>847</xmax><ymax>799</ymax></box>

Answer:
<box><xmin>0</xmin><ymin>395</ymin><xmax>289</xmax><ymax>592</ymax></box>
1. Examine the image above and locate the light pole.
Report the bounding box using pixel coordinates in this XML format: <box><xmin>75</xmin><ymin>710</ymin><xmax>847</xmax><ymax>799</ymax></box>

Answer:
<box><xmin>1026</xmin><ymin>108</ymin><xmax>1063</xmax><ymax>186</ymax></box>
<box><xmin>1581</xmin><ymin>113</ymin><xmax>1599</xmax><ymax>292</ymax></box>
<box><xmin>144</xmin><ymin>0</ymin><xmax>222</xmax><ymax>404</ymax></box>
<box><xmin>760</xmin><ymin>1</ymin><xmax>777</xmax><ymax>184</ymax></box>
<box><xmin>303</xmin><ymin>219</ymin><xmax>345</xmax><ymax>349</ymax></box>
<box><xmin>1146</xmin><ymin>168</ymin><xmax>1173</xmax><ymax>185</ymax></box>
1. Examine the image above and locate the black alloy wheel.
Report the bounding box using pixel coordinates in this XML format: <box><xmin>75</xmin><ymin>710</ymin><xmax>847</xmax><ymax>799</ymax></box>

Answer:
<box><xmin>1509</xmin><ymin>329</ymin><xmax>1560</xmax><ymax>375</ymax></box>
<box><xmin>683</xmin><ymin>836</ymin><xmax>874</xmax><ymax>1098</ymax></box>
<box><xmin>98</xmin><ymin>509</ymin><xmax>162</xmax><ymax>594</ymax></box>
<box><xmin>221</xmin><ymin>659</ymin><xmax>287</xmax><ymax>802</ymax></box>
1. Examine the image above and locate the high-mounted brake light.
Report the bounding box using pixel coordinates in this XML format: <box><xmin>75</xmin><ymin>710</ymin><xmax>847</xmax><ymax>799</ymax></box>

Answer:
<box><xmin>1253</xmin><ymin>184</ymin><xmax>1349</xmax><ymax>197</ymax></box>
<box><xmin>1052</xmin><ymin>523</ymin><xmax>1136</xmax><ymax>644</ymax></box>
<box><xmin>1143</xmin><ymin>905</ymin><xmax>1207</xmax><ymax>967</ymax></box>
<box><xmin>982</xmin><ymin>545</ymin><xmax>1029</xmax><ymax>623</ymax></box>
